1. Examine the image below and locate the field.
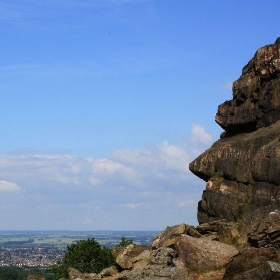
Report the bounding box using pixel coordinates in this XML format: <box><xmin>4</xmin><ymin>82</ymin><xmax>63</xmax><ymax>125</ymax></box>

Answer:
<box><xmin>0</xmin><ymin>230</ymin><xmax>159</xmax><ymax>248</ymax></box>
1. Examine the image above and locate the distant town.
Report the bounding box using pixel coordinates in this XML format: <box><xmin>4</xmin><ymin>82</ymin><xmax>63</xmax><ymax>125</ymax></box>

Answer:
<box><xmin>0</xmin><ymin>231</ymin><xmax>159</xmax><ymax>270</ymax></box>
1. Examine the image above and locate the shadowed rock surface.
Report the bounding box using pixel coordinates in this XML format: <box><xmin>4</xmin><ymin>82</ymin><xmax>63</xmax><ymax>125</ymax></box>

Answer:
<box><xmin>190</xmin><ymin>37</ymin><xmax>280</xmax><ymax>226</ymax></box>
<box><xmin>223</xmin><ymin>247</ymin><xmax>277</xmax><ymax>279</ymax></box>
<box><xmin>216</xmin><ymin>37</ymin><xmax>280</xmax><ymax>133</ymax></box>
<box><xmin>233</xmin><ymin>261</ymin><xmax>280</xmax><ymax>280</ymax></box>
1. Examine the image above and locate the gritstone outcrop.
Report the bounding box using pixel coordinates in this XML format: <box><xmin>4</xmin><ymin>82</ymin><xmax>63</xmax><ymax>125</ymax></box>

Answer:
<box><xmin>189</xmin><ymin>37</ymin><xmax>280</xmax><ymax>227</ymax></box>
<box><xmin>55</xmin><ymin>38</ymin><xmax>280</xmax><ymax>280</ymax></box>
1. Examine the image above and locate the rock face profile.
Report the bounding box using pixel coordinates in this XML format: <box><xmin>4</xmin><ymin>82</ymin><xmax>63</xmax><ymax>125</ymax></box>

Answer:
<box><xmin>217</xmin><ymin>38</ymin><xmax>280</xmax><ymax>133</ymax></box>
<box><xmin>189</xmin><ymin>37</ymin><xmax>280</xmax><ymax>226</ymax></box>
<box><xmin>55</xmin><ymin>38</ymin><xmax>280</xmax><ymax>280</ymax></box>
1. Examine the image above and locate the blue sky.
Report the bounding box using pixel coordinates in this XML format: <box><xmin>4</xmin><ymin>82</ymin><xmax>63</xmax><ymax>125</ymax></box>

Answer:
<box><xmin>0</xmin><ymin>0</ymin><xmax>279</xmax><ymax>231</ymax></box>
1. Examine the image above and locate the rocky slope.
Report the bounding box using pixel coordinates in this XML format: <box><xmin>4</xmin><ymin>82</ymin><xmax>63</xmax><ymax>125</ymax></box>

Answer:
<box><xmin>57</xmin><ymin>38</ymin><xmax>280</xmax><ymax>280</ymax></box>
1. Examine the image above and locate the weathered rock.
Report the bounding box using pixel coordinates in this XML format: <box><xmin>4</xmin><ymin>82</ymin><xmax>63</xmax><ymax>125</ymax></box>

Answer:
<box><xmin>233</xmin><ymin>261</ymin><xmax>280</xmax><ymax>280</ymax></box>
<box><xmin>216</xmin><ymin>37</ymin><xmax>280</xmax><ymax>134</ymax></box>
<box><xmin>151</xmin><ymin>247</ymin><xmax>177</xmax><ymax>265</ymax></box>
<box><xmin>191</xmin><ymin>269</ymin><xmax>226</xmax><ymax>280</ymax></box>
<box><xmin>190</xmin><ymin>121</ymin><xmax>280</xmax><ymax>184</ymax></box>
<box><xmin>27</xmin><ymin>276</ymin><xmax>46</xmax><ymax>280</ymax></box>
<box><xmin>152</xmin><ymin>224</ymin><xmax>201</xmax><ymax>249</ymax></box>
<box><xmin>115</xmin><ymin>244</ymin><xmax>150</xmax><ymax>270</ymax></box>
<box><xmin>152</xmin><ymin>224</ymin><xmax>188</xmax><ymax>249</ymax></box>
<box><xmin>122</xmin><ymin>265</ymin><xmax>192</xmax><ymax>280</ymax></box>
<box><xmin>246</xmin><ymin>209</ymin><xmax>280</xmax><ymax>248</ymax></box>
<box><xmin>98</xmin><ymin>266</ymin><xmax>119</xmax><ymax>278</ymax></box>
<box><xmin>223</xmin><ymin>247</ymin><xmax>277</xmax><ymax>279</ymax></box>
<box><xmin>191</xmin><ymin>123</ymin><xmax>280</xmax><ymax>224</ymax></box>
<box><xmin>189</xmin><ymin>37</ymin><xmax>280</xmax><ymax>225</ymax></box>
<box><xmin>68</xmin><ymin>267</ymin><xmax>99</xmax><ymax>280</ymax></box>
<box><xmin>171</xmin><ymin>268</ymin><xmax>194</xmax><ymax>280</ymax></box>
<box><xmin>175</xmin><ymin>235</ymin><xmax>238</xmax><ymax>273</ymax></box>
<box><xmin>68</xmin><ymin>267</ymin><xmax>84</xmax><ymax>280</ymax></box>
<box><xmin>197</xmin><ymin>220</ymin><xmax>246</xmax><ymax>247</ymax></box>
<box><xmin>132</xmin><ymin>249</ymin><xmax>151</xmax><ymax>269</ymax></box>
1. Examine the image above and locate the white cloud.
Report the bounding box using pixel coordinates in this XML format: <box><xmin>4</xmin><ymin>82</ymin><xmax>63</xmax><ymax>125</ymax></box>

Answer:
<box><xmin>0</xmin><ymin>180</ymin><xmax>23</xmax><ymax>193</ymax></box>
<box><xmin>191</xmin><ymin>124</ymin><xmax>213</xmax><ymax>146</ymax></box>
<box><xmin>0</xmin><ymin>125</ymin><xmax>213</xmax><ymax>230</ymax></box>
<box><xmin>158</xmin><ymin>141</ymin><xmax>190</xmax><ymax>172</ymax></box>
<box><xmin>177</xmin><ymin>200</ymin><xmax>196</xmax><ymax>208</ymax></box>
<box><xmin>122</xmin><ymin>203</ymin><xmax>142</xmax><ymax>209</ymax></box>
<box><xmin>0</xmin><ymin>134</ymin><xmax>207</xmax><ymax>195</ymax></box>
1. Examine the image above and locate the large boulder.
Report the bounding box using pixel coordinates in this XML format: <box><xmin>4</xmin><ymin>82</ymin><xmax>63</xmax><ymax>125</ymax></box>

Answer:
<box><xmin>114</xmin><ymin>244</ymin><xmax>150</xmax><ymax>270</ymax></box>
<box><xmin>174</xmin><ymin>235</ymin><xmax>238</xmax><ymax>273</ymax></box>
<box><xmin>152</xmin><ymin>224</ymin><xmax>201</xmax><ymax>249</ymax></box>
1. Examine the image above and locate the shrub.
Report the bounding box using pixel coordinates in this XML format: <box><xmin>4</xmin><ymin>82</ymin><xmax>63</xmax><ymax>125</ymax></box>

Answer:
<box><xmin>117</xmin><ymin>237</ymin><xmax>134</xmax><ymax>247</ymax></box>
<box><xmin>52</xmin><ymin>238</ymin><xmax>115</xmax><ymax>279</ymax></box>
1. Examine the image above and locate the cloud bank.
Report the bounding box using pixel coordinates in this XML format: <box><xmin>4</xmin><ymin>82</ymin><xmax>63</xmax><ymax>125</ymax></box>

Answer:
<box><xmin>0</xmin><ymin>124</ymin><xmax>215</xmax><ymax>230</ymax></box>
<box><xmin>0</xmin><ymin>180</ymin><xmax>23</xmax><ymax>193</ymax></box>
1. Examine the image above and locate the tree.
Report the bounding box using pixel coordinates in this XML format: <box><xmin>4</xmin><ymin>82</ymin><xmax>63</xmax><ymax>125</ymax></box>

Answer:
<box><xmin>52</xmin><ymin>238</ymin><xmax>115</xmax><ymax>279</ymax></box>
<box><xmin>117</xmin><ymin>237</ymin><xmax>134</xmax><ymax>247</ymax></box>
<box><xmin>0</xmin><ymin>267</ymin><xmax>54</xmax><ymax>280</ymax></box>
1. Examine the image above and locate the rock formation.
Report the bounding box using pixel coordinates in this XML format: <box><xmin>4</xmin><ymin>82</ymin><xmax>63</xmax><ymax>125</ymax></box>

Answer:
<box><xmin>189</xmin><ymin>37</ymin><xmax>280</xmax><ymax>236</ymax></box>
<box><xmin>56</xmin><ymin>38</ymin><xmax>280</xmax><ymax>280</ymax></box>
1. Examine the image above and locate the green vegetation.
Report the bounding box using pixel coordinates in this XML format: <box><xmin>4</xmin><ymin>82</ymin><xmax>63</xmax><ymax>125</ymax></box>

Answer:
<box><xmin>0</xmin><ymin>267</ymin><xmax>54</xmax><ymax>280</ymax></box>
<box><xmin>51</xmin><ymin>236</ymin><xmax>136</xmax><ymax>279</ymax></box>
<box><xmin>52</xmin><ymin>238</ymin><xmax>115</xmax><ymax>279</ymax></box>
<box><xmin>117</xmin><ymin>236</ymin><xmax>134</xmax><ymax>247</ymax></box>
<box><xmin>0</xmin><ymin>231</ymin><xmax>158</xmax><ymax>279</ymax></box>
<box><xmin>0</xmin><ymin>230</ymin><xmax>158</xmax><ymax>249</ymax></box>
